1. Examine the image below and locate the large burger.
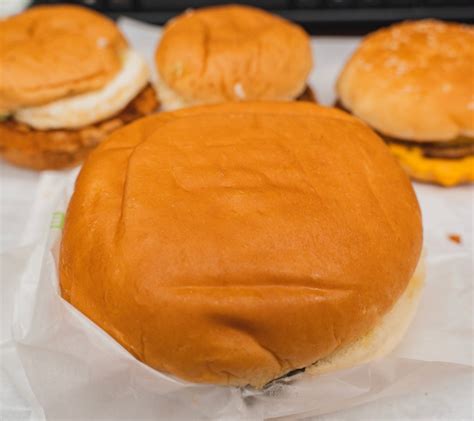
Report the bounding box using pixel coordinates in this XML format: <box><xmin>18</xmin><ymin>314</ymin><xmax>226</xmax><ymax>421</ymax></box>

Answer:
<box><xmin>60</xmin><ymin>102</ymin><xmax>423</xmax><ymax>387</ymax></box>
<box><xmin>337</xmin><ymin>20</ymin><xmax>474</xmax><ymax>187</ymax></box>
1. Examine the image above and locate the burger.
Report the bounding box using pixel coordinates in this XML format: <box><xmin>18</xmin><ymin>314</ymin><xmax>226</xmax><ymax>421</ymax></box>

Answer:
<box><xmin>0</xmin><ymin>5</ymin><xmax>158</xmax><ymax>170</ymax></box>
<box><xmin>337</xmin><ymin>20</ymin><xmax>474</xmax><ymax>187</ymax></box>
<box><xmin>59</xmin><ymin>102</ymin><xmax>423</xmax><ymax>388</ymax></box>
<box><xmin>154</xmin><ymin>5</ymin><xmax>315</xmax><ymax>111</ymax></box>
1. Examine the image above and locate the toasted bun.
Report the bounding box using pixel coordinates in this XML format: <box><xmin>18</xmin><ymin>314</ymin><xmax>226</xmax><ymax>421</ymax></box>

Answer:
<box><xmin>0</xmin><ymin>85</ymin><xmax>158</xmax><ymax>170</ymax></box>
<box><xmin>59</xmin><ymin>102</ymin><xmax>422</xmax><ymax>387</ymax></box>
<box><xmin>337</xmin><ymin>20</ymin><xmax>474</xmax><ymax>142</ymax></box>
<box><xmin>155</xmin><ymin>5</ymin><xmax>312</xmax><ymax>108</ymax></box>
<box><xmin>0</xmin><ymin>5</ymin><xmax>127</xmax><ymax>113</ymax></box>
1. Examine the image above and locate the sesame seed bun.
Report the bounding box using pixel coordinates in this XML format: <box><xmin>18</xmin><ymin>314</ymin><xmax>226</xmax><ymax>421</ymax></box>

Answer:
<box><xmin>59</xmin><ymin>102</ymin><xmax>423</xmax><ymax>388</ymax></box>
<box><xmin>155</xmin><ymin>5</ymin><xmax>312</xmax><ymax>109</ymax></box>
<box><xmin>337</xmin><ymin>20</ymin><xmax>474</xmax><ymax>142</ymax></box>
<box><xmin>0</xmin><ymin>5</ymin><xmax>127</xmax><ymax>113</ymax></box>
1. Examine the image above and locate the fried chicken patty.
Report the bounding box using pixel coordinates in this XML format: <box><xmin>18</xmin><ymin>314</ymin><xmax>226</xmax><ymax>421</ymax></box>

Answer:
<box><xmin>0</xmin><ymin>84</ymin><xmax>158</xmax><ymax>170</ymax></box>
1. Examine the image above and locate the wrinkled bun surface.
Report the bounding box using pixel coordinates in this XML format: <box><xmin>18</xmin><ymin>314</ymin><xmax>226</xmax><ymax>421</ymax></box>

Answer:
<box><xmin>337</xmin><ymin>20</ymin><xmax>474</xmax><ymax>142</ymax></box>
<box><xmin>0</xmin><ymin>5</ymin><xmax>127</xmax><ymax>113</ymax></box>
<box><xmin>155</xmin><ymin>5</ymin><xmax>312</xmax><ymax>106</ymax></box>
<box><xmin>60</xmin><ymin>102</ymin><xmax>422</xmax><ymax>387</ymax></box>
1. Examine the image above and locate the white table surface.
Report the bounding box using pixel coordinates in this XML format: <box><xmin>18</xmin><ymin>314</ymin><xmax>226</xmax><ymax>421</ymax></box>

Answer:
<box><xmin>0</xmin><ymin>21</ymin><xmax>472</xmax><ymax>420</ymax></box>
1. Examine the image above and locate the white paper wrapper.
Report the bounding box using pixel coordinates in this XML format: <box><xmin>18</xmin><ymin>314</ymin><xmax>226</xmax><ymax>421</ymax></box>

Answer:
<box><xmin>1</xmin><ymin>169</ymin><xmax>473</xmax><ymax>421</ymax></box>
<box><xmin>1</xmin><ymin>18</ymin><xmax>473</xmax><ymax>421</ymax></box>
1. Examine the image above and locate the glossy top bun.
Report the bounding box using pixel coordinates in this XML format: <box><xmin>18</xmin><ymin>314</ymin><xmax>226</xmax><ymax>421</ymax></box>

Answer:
<box><xmin>60</xmin><ymin>102</ymin><xmax>422</xmax><ymax>388</ymax></box>
<box><xmin>155</xmin><ymin>5</ymin><xmax>312</xmax><ymax>107</ymax></box>
<box><xmin>0</xmin><ymin>5</ymin><xmax>127</xmax><ymax>113</ymax></box>
<box><xmin>337</xmin><ymin>20</ymin><xmax>474</xmax><ymax>142</ymax></box>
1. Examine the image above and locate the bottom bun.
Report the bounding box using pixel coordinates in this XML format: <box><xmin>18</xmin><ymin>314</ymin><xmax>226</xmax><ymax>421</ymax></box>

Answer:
<box><xmin>0</xmin><ymin>84</ymin><xmax>158</xmax><ymax>170</ymax></box>
<box><xmin>156</xmin><ymin>72</ymin><xmax>316</xmax><ymax>111</ymax></box>
<box><xmin>306</xmin><ymin>257</ymin><xmax>424</xmax><ymax>377</ymax></box>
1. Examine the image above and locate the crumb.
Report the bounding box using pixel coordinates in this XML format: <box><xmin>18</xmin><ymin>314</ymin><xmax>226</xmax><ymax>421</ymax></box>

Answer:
<box><xmin>448</xmin><ymin>234</ymin><xmax>462</xmax><ymax>244</ymax></box>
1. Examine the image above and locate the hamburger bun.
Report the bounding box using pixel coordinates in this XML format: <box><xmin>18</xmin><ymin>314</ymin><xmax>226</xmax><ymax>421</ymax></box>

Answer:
<box><xmin>59</xmin><ymin>102</ymin><xmax>422</xmax><ymax>388</ymax></box>
<box><xmin>309</xmin><ymin>258</ymin><xmax>424</xmax><ymax>376</ymax></box>
<box><xmin>337</xmin><ymin>20</ymin><xmax>474</xmax><ymax>142</ymax></box>
<box><xmin>0</xmin><ymin>5</ymin><xmax>127</xmax><ymax>114</ymax></box>
<box><xmin>155</xmin><ymin>5</ymin><xmax>312</xmax><ymax>110</ymax></box>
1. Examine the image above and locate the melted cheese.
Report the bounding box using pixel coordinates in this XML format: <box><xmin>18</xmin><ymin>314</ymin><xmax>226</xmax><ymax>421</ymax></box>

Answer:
<box><xmin>388</xmin><ymin>143</ymin><xmax>474</xmax><ymax>187</ymax></box>
<box><xmin>14</xmin><ymin>49</ymin><xmax>150</xmax><ymax>130</ymax></box>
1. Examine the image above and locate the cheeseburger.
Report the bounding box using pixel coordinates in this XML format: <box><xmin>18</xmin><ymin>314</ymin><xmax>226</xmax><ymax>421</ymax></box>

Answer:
<box><xmin>60</xmin><ymin>102</ymin><xmax>423</xmax><ymax>388</ymax></box>
<box><xmin>154</xmin><ymin>5</ymin><xmax>315</xmax><ymax>110</ymax></box>
<box><xmin>337</xmin><ymin>20</ymin><xmax>474</xmax><ymax>187</ymax></box>
<box><xmin>0</xmin><ymin>5</ymin><xmax>158</xmax><ymax>170</ymax></box>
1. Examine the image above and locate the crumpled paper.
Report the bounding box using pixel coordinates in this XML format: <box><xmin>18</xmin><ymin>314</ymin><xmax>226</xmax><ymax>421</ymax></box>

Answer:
<box><xmin>1</xmin><ymin>18</ymin><xmax>473</xmax><ymax>421</ymax></box>
<box><xmin>1</xmin><ymin>161</ymin><xmax>472</xmax><ymax>421</ymax></box>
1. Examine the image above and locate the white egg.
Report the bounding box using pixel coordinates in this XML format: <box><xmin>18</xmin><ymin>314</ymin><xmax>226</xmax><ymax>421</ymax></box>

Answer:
<box><xmin>15</xmin><ymin>49</ymin><xmax>150</xmax><ymax>130</ymax></box>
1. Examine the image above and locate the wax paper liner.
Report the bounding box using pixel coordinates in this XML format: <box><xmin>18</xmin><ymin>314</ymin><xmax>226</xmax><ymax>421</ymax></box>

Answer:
<box><xmin>1</xmin><ymin>18</ymin><xmax>473</xmax><ymax>419</ymax></box>
<box><xmin>1</xmin><ymin>169</ymin><xmax>472</xmax><ymax>421</ymax></box>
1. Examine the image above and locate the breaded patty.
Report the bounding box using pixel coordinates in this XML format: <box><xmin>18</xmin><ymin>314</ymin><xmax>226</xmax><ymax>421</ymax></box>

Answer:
<box><xmin>0</xmin><ymin>84</ymin><xmax>158</xmax><ymax>170</ymax></box>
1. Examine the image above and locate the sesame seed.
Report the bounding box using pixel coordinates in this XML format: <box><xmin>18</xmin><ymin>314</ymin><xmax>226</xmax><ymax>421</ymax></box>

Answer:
<box><xmin>233</xmin><ymin>83</ymin><xmax>246</xmax><ymax>99</ymax></box>
<box><xmin>96</xmin><ymin>37</ymin><xmax>108</xmax><ymax>48</ymax></box>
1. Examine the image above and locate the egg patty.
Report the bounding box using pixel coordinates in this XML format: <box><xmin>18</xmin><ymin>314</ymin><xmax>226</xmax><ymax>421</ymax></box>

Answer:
<box><xmin>0</xmin><ymin>84</ymin><xmax>158</xmax><ymax>170</ymax></box>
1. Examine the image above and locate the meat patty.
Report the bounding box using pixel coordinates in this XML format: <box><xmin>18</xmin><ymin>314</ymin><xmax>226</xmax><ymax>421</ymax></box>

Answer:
<box><xmin>383</xmin><ymin>135</ymin><xmax>474</xmax><ymax>160</ymax></box>
<box><xmin>297</xmin><ymin>85</ymin><xmax>317</xmax><ymax>103</ymax></box>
